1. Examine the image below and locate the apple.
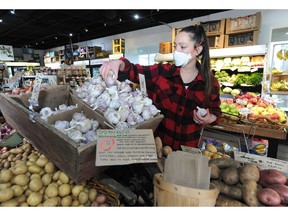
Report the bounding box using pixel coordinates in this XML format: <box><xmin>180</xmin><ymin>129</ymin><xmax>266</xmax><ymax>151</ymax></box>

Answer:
<box><xmin>248</xmin><ymin>97</ymin><xmax>258</xmax><ymax>104</ymax></box>
<box><xmin>246</xmin><ymin>103</ymin><xmax>254</xmax><ymax>108</ymax></box>
<box><xmin>271</xmin><ymin>113</ymin><xmax>280</xmax><ymax>120</ymax></box>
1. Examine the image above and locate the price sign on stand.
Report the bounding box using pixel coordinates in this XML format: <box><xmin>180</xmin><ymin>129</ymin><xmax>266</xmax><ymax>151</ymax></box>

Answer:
<box><xmin>234</xmin><ymin>151</ymin><xmax>288</xmax><ymax>174</ymax></box>
<box><xmin>95</xmin><ymin>129</ymin><xmax>157</xmax><ymax>166</ymax></box>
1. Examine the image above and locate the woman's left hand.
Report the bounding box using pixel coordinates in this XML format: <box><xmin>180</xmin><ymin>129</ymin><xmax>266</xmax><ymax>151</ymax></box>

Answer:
<box><xmin>193</xmin><ymin>109</ymin><xmax>217</xmax><ymax>125</ymax></box>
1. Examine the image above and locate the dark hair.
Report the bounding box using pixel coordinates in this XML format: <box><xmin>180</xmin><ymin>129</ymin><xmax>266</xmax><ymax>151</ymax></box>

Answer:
<box><xmin>180</xmin><ymin>25</ymin><xmax>214</xmax><ymax>100</ymax></box>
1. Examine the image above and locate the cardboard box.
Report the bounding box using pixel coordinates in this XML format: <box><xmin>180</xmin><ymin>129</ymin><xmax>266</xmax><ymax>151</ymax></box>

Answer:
<box><xmin>159</xmin><ymin>42</ymin><xmax>172</xmax><ymax>54</ymax></box>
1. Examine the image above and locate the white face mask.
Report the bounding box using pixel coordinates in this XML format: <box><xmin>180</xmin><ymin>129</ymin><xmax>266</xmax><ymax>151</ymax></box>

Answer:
<box><xmin>173</xmin><ymin>51</ymin><xmax>192</xmax><ymax>67</ymax></box>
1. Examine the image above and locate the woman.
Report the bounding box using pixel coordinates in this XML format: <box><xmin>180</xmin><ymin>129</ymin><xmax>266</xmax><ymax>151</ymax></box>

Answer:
<box><xmin>100</xmin><ymin>25</ymin><xmax>221</xmax><ymax>150</ymax></box>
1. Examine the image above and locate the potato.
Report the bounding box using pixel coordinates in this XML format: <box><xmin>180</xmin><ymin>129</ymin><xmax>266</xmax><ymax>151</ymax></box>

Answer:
<box><xmin>0</xmin><ymin>188</ymin><xmax>15</xmax><ymax>202</ymax></box>
<box><xmin>43</xmin><ymin>197</ymin><xmax>59</xmax><ymax>207</ymax></box>
<box><xmin>27</xmin><ymin>192</ymin><xmax>42</xmax><ymax>206</ymax></box>
<box><xmin>10</xmin><ymin>148</ymin><xmax>24</xmax><ymax>155</ymax></box>
<box><xmin>45</xmin><ymin>185</ymin><xmax>59</xmax><ymax>198</ymax></box>
<box><xmin>44</xmin><ymin>162</ymin><xmax>55</xmax><ymax>174</ymax></box>
<box><xmin>258</xmin><ymin>169</ymin><xmax>287</xmax><ymax>187</ymax></box>
<box><xmin>209</xmin><ymin>163</ymin><xmax>220</xmax><ymax>179</ymax></box>
<box><xmin>257</xmin><ymin>188</ymin><xmax>281</xmax><ymax>206</ymax></box>
<box><xmin>205</xmin><ymin>143</ymin><xmax>217</xmax><ymax>153</ymax></box>
<box><xmin>209</xmin><ymin>158</ymin><xmax>241</xmax><ymax>169</ymax></box>
<box><xmin>242</xmin><ymin>180</ymin><xmax>261</xmax><ymax>206</ymax></box>
<box><xmin>58</xmin><ymin>184</ymin><xmax>71</xmax><ymax>197</ymax></box>
<box><xmin>72</xmin><ymin>200</ymin><xmax>80</xmax><ymax>206</ymax></box>
<box><xmin>11</xmin><ymin>184</ymin><xmax>24</xmax><ymax>197</ymax></box>
<box><xmin>52</xmin><ymin>170</ymin><xmax>61</xmax><ymax>181</ymax></box>
<box><xmin>61</xmin><ymin>195</ymin><xmax>72</xmax><ymax>206</ymax></box>
<box><xmin>238</xmin><ymin>163</ymin><xmax>260</xmax><ymax>184</ymax></box>
<box><xmin>89</xmin><ymin>188</ymin><xmax>98</xmax><ymax>202</ymax></box>
<box><xmin>0</xmin><ymin>182</ymin><xmax>12</xmax><ymax>190</ymax></box>
<box><xmin>59</xmin><ymin>172</ymin><xmax>70</xmax><ymax>184</ymax></box>
<box><xmin>13</xmin><ymin>164</ymin><xmax>28</xmax><ymax>175</ymax></box>
<box><xmin>0</xmin><ymin>169</ymin><xmax>13</xmax><ymax>183</ymax></box>
<box><xmin>79</xmin><ymin>191</ymin><xmax>89</xmax><ymax>204</ymax></box>
<box><xmin>14</xmin><ymin>174</ymin><xmax>29</xmax><ymax>186</ymax></box>
<box><xmin>28</xmin><ymin>164</ymin><xmax>42</xmax><ymax>174</ymax></box>
<box><xmin>17</xmin><ymin>194</ymin><xmax>27</xmax><ymax>203</ymax></box>
<box><xmin>29</xmin><ymin>178</ymin><xmax>43</xmax><ymax>192</ymax></box>
<box><xmin>216</xmin><ymin>194</ymin><xmax>247</xmax><ymax>207</ymax></box>
<box><xmin>42</xmin><ymin>173</ymin><xmax>52</xmax><ymax>186</ymax></box>
<box><xmin>221</xmin><ymin>167</ymin><xmax>239</xmax><ymax>185</ymax></box>
<box><xmin>72</xmin><ymin>185</ymin><xmax>84</xmax><ymax>198</ymax></box>
<box><xmin>211</xmin><ymin>180</ymin><xmax>242</xmax><ymax>201</ymax></box>
<box><xmin>36</xmin><ymin>156</ymin><xmax>49</xmax><ymax>167</ymax></box>
<box><xmin>96</xmin><ymin>194</ymin><xmax>107</xmax><ymax>205</ymax></box>
<box><xmin>1</xmin><ymin>199</ymin><xmax>19</xmax><ymax>207</ymax></box>
<box><xmin>30</xmin><ymin>173</ymin><xmax>41</xmax><ymax>179</ymax></box>
<box><xmin>267</xmin><ymin>184</ymin><xmax>288</xmax><ymax>204</ymax></box>
<box><xmin>20</xmin><ymin>202</ymin><xmax>29</xmax><ymax>207</ymax></box>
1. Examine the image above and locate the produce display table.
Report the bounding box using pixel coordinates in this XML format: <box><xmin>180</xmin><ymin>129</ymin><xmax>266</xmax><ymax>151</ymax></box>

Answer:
<box><xmin>206</xmin><ymin>122</ymin><xmax>287</xmax><ymax>158</ymax></box>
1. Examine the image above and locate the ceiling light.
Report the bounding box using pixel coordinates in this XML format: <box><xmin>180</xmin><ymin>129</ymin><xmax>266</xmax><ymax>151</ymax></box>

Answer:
<box><xmin>69</xmin><ymin>33</ymin><xmax>73</xmax><ymax>37</ymax></box>
<box><xmin>0</xmin><ymin>19</ymin><xmax>2</xmax><ymax>23</ymax></box>
<box><xmin>84</xmin><ymin>29</ymin><xmax>88</xmax><ymax>32</ymax></box>
<box><xmin>55</xmin><ymin>37</ymin><xmax>58</xmax><ymax>40</ymax></box>
<box><xmin>119</xmin><ymin>18</ymin><xmax>122</xmax><ymax>22</ymax></box>
<box><xmin>134</xmin><ymin>14</ymin><xmax>139</xmax><ymax>20</ymax></box>
<box><xmin>10</xmin><ymin>9</ymin><xmax>15</xmax><ymax>14</ymax></box>
<box><xmin>104</xmin><ymin>23</ymin><xmax>107</xmax><ymax>27</ymax></box>
<box><xmin>42</xmin><ymin>41</ymin><xmax>44</xmax><ymax>44</ymax></box>
<box><xmin>36</xmin><ymin>43</ymin><xmax>38</xmax><ymax>45</ymax></box>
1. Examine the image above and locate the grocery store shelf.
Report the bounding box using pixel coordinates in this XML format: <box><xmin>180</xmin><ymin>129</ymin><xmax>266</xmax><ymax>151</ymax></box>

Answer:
<box><xmin>210</xmin><ymin>44</ymin><xmax>267</xmax><ymax>58</ymax></box>
<box><xmin>269</xmin><ymin>91</ymin><xmax>288</xmax><ymax>95</ymax></box>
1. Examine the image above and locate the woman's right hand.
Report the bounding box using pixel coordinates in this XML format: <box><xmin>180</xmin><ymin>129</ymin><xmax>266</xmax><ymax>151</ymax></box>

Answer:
<box><xmin>99</xmin><ymin>60</ymin><xmax>124</xmax><ymax>82</ymax></box>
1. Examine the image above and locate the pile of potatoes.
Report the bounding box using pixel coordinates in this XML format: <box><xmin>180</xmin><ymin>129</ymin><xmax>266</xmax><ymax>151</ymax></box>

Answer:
<box><xmin>0</xmin><ymin>139</ymin><xmax>110</xmax><ymax>207</ymax></box>
<box><xmin>202</xmin><ymin>143</ymin><xmax>231</xmax><ymax>159</ymax></box>
<box><xmin>209</xmin><ymin>158</ymin><xmax>288</xmax><ymax>207</ymax></box>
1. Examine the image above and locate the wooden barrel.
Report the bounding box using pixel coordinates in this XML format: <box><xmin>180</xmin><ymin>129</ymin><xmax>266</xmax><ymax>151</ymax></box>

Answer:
<box><xmin>153</xmin><ymin>173</ymin><xmax>219</xmax><ymax>206</ymax></box>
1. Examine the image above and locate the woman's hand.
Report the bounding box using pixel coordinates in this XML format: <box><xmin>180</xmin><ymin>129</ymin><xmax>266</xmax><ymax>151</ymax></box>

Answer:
<box><xmin>193</xmin><ymin>109</ymin><xmax>217</xmax><ymax>125</ymax></box>
<box><xmin>99</xmin><ymin>60</ymin><xmax>124</xmax><ymax>82</ymax></box>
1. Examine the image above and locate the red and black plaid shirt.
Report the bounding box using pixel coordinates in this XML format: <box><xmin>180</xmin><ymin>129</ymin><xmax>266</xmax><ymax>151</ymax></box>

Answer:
<box><xmin>119</xmin><ymin>58</ymin><xmax>221</xmax><ymax>150</ymax></box>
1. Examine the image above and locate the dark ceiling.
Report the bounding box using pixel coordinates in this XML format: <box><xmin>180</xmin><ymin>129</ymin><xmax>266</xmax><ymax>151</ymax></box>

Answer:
<box><xmin>0</xmin><ymin>9</ymin><xmax>229</xmax><ymax>50</ymax></box>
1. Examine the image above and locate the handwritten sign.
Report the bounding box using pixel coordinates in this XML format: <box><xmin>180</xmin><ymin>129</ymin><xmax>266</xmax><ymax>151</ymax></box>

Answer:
<box><xmin>96</xmin><ymin>129</ymin><xmax>157</xmax><ymax>166</ymax></box>
<box><xmin>234</xmin><ymin>151</ymin><xmax>288</xmax><ymax>174</ymax></box>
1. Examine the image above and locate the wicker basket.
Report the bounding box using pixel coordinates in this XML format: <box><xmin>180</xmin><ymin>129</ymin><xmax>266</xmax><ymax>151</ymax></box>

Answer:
<box><xmin>221</xmin><ymin>112</ymin><xmax>241</xmax><ymax>124</ymax></box>
<box><xmin>153</xmin><ymin>173</ymin><xmax>219</xmax><ymax>206</ymax></box>
<box><xmin>88</xmin><ymin>178</ymin><xmax>121</xmax><ymax>207</ymax></box>
<box><xmin>241</xmin><ymin>116</ymin><xmax>287</xmax><ymax>130</ymax></box>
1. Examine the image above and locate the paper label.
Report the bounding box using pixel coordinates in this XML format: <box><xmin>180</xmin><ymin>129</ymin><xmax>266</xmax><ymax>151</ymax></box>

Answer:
<box><xmin>139</xmin><ymin>74</ymin><xmax>147</xmax><ymax>95</ymax></box>
<box><xmin>96</xmin><ymin>129</ymin><xmax>157</xmax><ymax>166</ymax></box>
<box><xmin>29</xmin><ymin>75</ymin><xmax>42</xmax><ymax>107</ymax></box>
<box><xmin>234</xmin><ymin>151</ymin><xmax>288</xmax><ymax>174</ymax></box>
<box><xmin>181</xmin><ymin>145</ymin><xmax>202</xmax><ymax>154</ymax></box>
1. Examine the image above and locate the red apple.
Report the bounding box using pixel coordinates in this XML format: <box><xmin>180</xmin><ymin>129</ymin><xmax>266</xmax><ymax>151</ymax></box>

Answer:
<box><xmin>271</xmin><ymin>113</ymin><xmax>280</xmax><ymax>120</ymax></box>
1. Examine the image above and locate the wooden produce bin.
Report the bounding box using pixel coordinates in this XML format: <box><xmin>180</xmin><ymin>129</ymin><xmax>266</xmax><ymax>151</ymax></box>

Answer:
<box><xmin>0</xmin><ymin>85</ymin><xmax>111</xmax><ymax>183</ymax></box>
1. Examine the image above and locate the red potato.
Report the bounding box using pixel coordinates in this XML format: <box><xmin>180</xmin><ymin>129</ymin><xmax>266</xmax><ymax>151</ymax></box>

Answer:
<box><xmin>258</xmin><ymin>169</ymin><xmax>287</xmax><ymax>187</ymax></box>
<box><xmin>267</xmin><ymin>184</ymin><xmax>288</xmax><ymax>205</ymax></box>
<box><xmin>257</xmin><ymin>188</ymin><xmax>281</xmax><ymax>206</ymax></box>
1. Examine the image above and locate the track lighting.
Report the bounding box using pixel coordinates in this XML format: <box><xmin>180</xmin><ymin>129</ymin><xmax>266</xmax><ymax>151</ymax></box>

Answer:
<box><xmin>10</xmin><ymin>9</ymin><xmax>15</xmax><ymax>15</ymax></box>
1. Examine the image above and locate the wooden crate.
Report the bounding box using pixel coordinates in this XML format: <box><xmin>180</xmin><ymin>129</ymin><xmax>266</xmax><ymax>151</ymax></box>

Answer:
<box><xmin>200</xmin><ymin>19</ymin><xmax>226</xmax><ymax>36</ymax></box>
<box><xmin>226</xmin><ymin>12</ymin><xmax>261</xmax><ymax>34</ymax></box>
<box><xmin>0</xmin><ymin>85</ymin><xmax>164</xmax><ymax>183</ymax></box>
<box><xmin>224</xmin><ymin>31</ymin><xmax>259</xmax><ymax>48</ymax></box>
<box><xmin>208</xmin><ymin>34</ymin><xmax>225</xmax><ymax>49</ymax></box>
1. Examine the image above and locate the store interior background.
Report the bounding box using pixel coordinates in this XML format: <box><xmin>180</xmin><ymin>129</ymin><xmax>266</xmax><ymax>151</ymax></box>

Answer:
<box><xmin>7</xmin><ymin>9</ymin><xmax>288</xmax><ymax>160</ymax></box>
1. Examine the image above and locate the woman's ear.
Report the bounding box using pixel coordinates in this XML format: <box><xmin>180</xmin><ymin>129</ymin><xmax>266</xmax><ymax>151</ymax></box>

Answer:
<box><xmin>196</xmin><ymin>45</ymin><xmax>203</xmax><ymax>56</ymax></box>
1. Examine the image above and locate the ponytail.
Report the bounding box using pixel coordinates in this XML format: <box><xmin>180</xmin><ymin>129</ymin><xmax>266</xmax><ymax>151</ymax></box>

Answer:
<box><xmin>180</xmin><ymin>25</ymin><xmax>214</xmax><ymax>100</ymax></box>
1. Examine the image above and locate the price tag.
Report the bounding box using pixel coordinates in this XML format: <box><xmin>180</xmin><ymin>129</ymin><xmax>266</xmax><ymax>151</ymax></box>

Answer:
<box><xmin>239</xmin><ymin>107</ymin><xmax>252</xmax><ymax>115</ymax></box>
<box><xmin>181</xmin><ymin>145</ymin><xmax>202</xmax><ymax>154</ymax></box>
<box><xmin>139</xmin><ymin>74</ymin><xmax>147</xmax><ymax>95</ymax></box>
<box><xmin>29</xmin><ymin>75</ymin><xmax>42</xmax><ymax>107</ymax></box>
<box><xmin>234</xmin><ymin>151</ymin><xmax>288</xmax><ymax>174</ymax></box>
<box><xmin>96</xmin><ymin>129</ymin><xmax>157</xmax><ymax>166</ymax></box>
